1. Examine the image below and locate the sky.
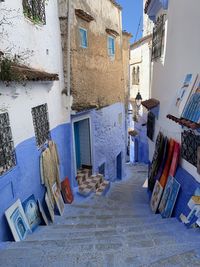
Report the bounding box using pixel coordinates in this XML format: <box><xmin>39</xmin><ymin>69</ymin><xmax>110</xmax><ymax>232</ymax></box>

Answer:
<box><xmin>117</xmin><ymin>0</ymin><xmax>143</xmax><ymax>44</ymax></box>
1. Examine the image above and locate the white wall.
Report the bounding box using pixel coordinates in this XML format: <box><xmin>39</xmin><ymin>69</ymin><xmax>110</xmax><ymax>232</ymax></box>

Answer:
<box><xmin>150</xmin><ymin>0</ymin><xmax>200</xmax><ymax>182</ymax></box>
<box><xmin>0</xmin><ymin>0</ymin><xmax>70</xmax><ymax>146</ymax></box>
<box><xmin>130</xmin><ymin>39</ymin><xmax>152</xmax><ymax>102</ymax></box>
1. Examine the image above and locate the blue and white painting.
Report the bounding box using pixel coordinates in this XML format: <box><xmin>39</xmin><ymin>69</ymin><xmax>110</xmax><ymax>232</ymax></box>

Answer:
<box><xmin>5</xmin><ymin>199</ymin><xmax>31</xmax><ymax>242</ymax></box>
<box><xmin>22</xmin><ymin>195</ymin><xmax>41</xmax><ymax>231</ymax></box>
<box><xmin>158</xmin><ymin>175</ymin><xmax>173</xmax><ymax>214</ymax></box>
<box><xmin>161</xmin><ymin>177</ymin><xmax>180</xmax><ymax>218</ymax></box>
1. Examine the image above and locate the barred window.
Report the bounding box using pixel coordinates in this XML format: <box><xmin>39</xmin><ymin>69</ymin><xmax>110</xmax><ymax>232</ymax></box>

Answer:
<box><xmin>151</xmin><ymin>15</ymin><xmax>165</xmax><ymax>61</ymax></box>
<box><xmin>23</xmin><ymin>0</ymin><xmax>46</xmax><ymax>25</ymax></box>
<box><xmin>0</xmin><ymin>113</ymin><xmax>16</xmax><ymax>176</ymax></box>
<box><xmin>32</xmin><ymin>104</ymin><xmax>50</xmax><ymax>147</ymax></box>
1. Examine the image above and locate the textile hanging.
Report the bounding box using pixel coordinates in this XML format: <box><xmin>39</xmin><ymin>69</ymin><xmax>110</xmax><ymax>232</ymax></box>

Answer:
<box><xmin>181</xmin><ymin>130</ymin><xmax>200</xmax><ymax>167</ymax></box>
<box><xmin>148</xmin><ymin>132</ymin><xmax>165</xmax><ymax>191</ymax></box>
<box><xmin>147</xmin><ymin>111</ymin><xmax>155</xmax><ymax>141</ymax></box>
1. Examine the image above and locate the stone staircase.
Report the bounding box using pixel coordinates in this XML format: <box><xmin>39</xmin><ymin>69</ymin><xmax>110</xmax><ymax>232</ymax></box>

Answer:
<box><xmin>0</xmin><ymin>164</ymin><xmax>200</xmax><ymax>267</ymax></box>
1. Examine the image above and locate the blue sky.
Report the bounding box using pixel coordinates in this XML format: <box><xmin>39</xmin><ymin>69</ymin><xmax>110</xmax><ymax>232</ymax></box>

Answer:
<box><xmin>117</xmin><ymin>0</ymin><xmax>143</xmax><ymax>43</ymax></box>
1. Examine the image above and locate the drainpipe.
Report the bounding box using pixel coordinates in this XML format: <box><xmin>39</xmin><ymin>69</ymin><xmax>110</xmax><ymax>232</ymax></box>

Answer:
<box><xmin>67</xmin><ymin>0</ymin><xmax>71</xmax><ymax>96</ymax></box>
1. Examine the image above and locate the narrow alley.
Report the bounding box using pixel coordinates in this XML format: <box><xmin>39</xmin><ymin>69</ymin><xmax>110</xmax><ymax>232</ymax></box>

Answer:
<box><xmin>1</xmin><ymin>164</ymin><xmax>200</xmax><ymax>267</ymax></box>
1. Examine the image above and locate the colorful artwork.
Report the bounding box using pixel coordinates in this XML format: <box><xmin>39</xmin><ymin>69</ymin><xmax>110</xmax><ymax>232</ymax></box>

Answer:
<box><xmin>161</xmin><ymin>177</ymin><xmax>180</xmax><ymax>218</ymax></box>
<box><xmin>182</xmin><ymin>74</ymin><xmax>200</xmax><ymax>123</ymax></box>
<box><xmin>5</xmin><ymin>199</ymin><xmax>31</xmax><ymax>242</ymax></box>
<box><xmin>22</xmin><ymin>195</ymin><xmax>41</xmax><ymax>231</ymax></box>
<box><xmin>45</xmin><ymin>192</ymin><xmax>54</xmax><ymax>222</ymax></box>
<box><xmin>52</xmin><ymin>183</ymin><xmax>64</xmax><ymax>216</ymax></box>
<box><xmin>158</xmin><ymin>176</ymin><xmax>173</xmax><ymax>214</ymax></box>
<box><xmin>169</xmin><ymin>142</ymin><xmax>180</xmax><ymax>177</ymax></box>
<box><xmin>159</xmin><ymin>139</ymin><xmax>175</xmax><ymax>188</ymax></box>
<box><xmin>175</xmin><ymin>74</ymin><xmax>195</xmax><ymax>116</ymax></box>
<box><xmin>61</xmin><ymin>177</ymin><xmax>74</xmax><ymax>204</ymax></box>
<box><xmin>150</xmin><ymin>180</ymin><xmax>163</xmax><ymax>213</ymax></box>
<box><xmin>37</xmin><ymin>200</ymin><xmax>49</xmax><ymax>225</ymax></box>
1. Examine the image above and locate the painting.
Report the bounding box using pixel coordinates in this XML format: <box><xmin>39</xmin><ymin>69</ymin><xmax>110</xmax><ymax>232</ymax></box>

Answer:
<box><xmin>150</xmin><ymin>180</ymin><xmax>163</xmax><ymax>213</ymax></box>
<box><xmin>158</xmin><ymin>176</ymin><xmax>173</xmax><ymax>214</ymax></box>
<box><xmin>45</xmin><ymin>192</ymin><xmax>54</xmax><ymax>222</ymax></box>
<box><xmin>175</xmin><ymin>73</ymin><xmax>196</xmax><ymax>116</ymax></box>
<box><xmin>161</xmin><ymin>177</ymin><xmax>180</xmax><ymax>218</ymax></box>
<box><xmin>52</xmin><ymin>183</ymin><xmax>64</xmax><ymax>216</ymax></box>
<box><xmin>22</xmin><ymin>195</ymin><xmax>42</xmax><ymax>231</ymax></box>
<box><xmin>5</xmin><ymin>199</ymin><xmax>31</xmax><ymax>242</ymax></box>
<box><xmin>181</xmin><ymin>74</ymin><xmax>200</xmax><ymax>123</ymax></box>
<box><xmin>168</xmin><ymin>142</ymin><xmax>180</xmax><ymax>177</ymax></box>
<box><xmin>61</xmin><ymin>177</ymin><xmax>74</xmax><ymax>204</ymax></box>
<box><xmin>37</xmin><ymin>200</ymin><xmax>49</xmax><ymax>225</ymax></box>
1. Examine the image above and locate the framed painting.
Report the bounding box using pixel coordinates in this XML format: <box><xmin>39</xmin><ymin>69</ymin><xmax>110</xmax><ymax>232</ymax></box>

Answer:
<box><xmin>37</xmin><ymin>200</ymin><xmax>49</xmax><ymax>225</ymax></box>
<box><xmin>158</xmin><ymin>175</ymin><xmax>173</xmax><ymax>214</ymax></box>
<box><xmin>61</xmin><ymin>177</ymin><xmax>74</xmax><ymax>204</ymax></box>
<box><xmin>5</xmin><ymin>199</ymin><xmax>31</xmax><ymax>242</ymax></box>
<box><xmin>161</xmin><ymin>177</ymin><xmax>180</xmax><ymax>218</ymax></box>
<box><xmin>150</xmin><ymin>180</ymin><xmax>163</xmax><ymax>213</ymax></box>
<box><xmin>52</xmin><ymin>183</ymin><xmax>64</xmax><ymax>216</ymax></box>
<box><xmin>45</xmin><ymin>192</ymin><xmax>54</xmax><ymax>222</ymax></box>
<box><xmin>22</xmin><ymin>195</ymin><xmax>42</xmax><ymax>231</ymax></box>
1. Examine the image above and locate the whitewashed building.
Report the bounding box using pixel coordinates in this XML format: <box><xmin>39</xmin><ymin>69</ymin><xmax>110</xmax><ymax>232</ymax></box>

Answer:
<box><xmin>0</xmin><ymin>0</ymin><xmax>71</xmax><ymax>241</ymax></box>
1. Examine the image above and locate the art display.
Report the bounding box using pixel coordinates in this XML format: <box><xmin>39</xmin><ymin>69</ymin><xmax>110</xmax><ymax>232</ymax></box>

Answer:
<box><xmin>181</xmin><ymin>130</ymin><xmax>200</xmax><ymax>167</ymax></box>
<box><xmin>161</xmin><ymin>177</ymin><xmax>180</xmax><ymax>218</ymax></box>
<box><xmin>45</xmin><ymin>192</ymin><xmax>54</xmax><ymax>222</ymax></box>
<box><xmin>22</xmin><ymin>195</ymin><xmax>42</xmax><ymax>231</ymax></box>
<box><xmin>150</xmin><ymin>180</ymin><xmax>163</xmax><ymax>213</ymax></box>
<box><xmin>52</xmin><ymin>183</ymin><xmax>64</xmax><ymax>216</ymax></box>
<box><xmin>154</xmin><ymin>137</ymin><xmax>168</xmax><ymax>182</ymax></box>
<box><xmin>147</xmin><ymin>112</ymin><xmax>155</xmax><ymax>141</ymax></box>
<box><xmin>182</xmin><ymin>74</ymin><xmax>200</xmax><ymax>123</ymax></box>
<box><xmin>168</xmin><ymin>141</ymin><xmax>180</xmax><ymax>177</ymax></box>
<box><xmin>5</xmin><ymin>199</ymin><xmax>31</xmax><ymax>242</ymax></box>
<box><xmin>159</xmin><ymin>138</ymin><xmax>175</xmax><ymax>188</ymax></box>
<box><xmin>175</xmin><ymin>73</ymin><xmax>195</xmax><ymax>116</ymax></box>
<box><xmin>197</xmin><ymin>147</ymin><xmax>200</xmax><ymax>174</ymax></box>
<box><xmin>37</xmin><ymin>200</ymin><xmax>49</xmax><ymax>225</ymax></box>
<box><xmin>148</xmin><ymin>132</ymin><xmax>165</xmax><ymax>191</ymax></box>
<box><xmin>158</xmin><ymin>175</ymin><xmax>173</xmax><ymax>214</ymax></box>
<box><xmin>61</xmin><ymin>177</ymin><xmax>74</xmax><ymax>204</ymax></box>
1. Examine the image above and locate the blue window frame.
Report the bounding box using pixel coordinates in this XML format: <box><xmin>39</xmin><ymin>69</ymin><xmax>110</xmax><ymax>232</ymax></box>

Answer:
<box><xmin>79</xmin><ymin>28</ymin><xmax>88</xmax><ymax>48</ymax></box>
<box><xmin>108</xmin><ymin>36</ymin><xmax>115</xmax><ymax>56</ymax></box>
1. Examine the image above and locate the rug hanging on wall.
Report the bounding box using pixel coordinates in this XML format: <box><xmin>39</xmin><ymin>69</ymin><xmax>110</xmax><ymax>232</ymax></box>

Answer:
<box><xmin>147</xmin><ymin>111</ymin><xmax>155</xmax><ymax>141</ymax></box>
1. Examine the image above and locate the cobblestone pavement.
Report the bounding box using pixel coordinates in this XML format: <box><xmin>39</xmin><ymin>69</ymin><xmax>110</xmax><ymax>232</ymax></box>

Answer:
<box><xmin>0</xmin><ymin>163</ymin><xmax>200</xmax><ymax>267</ymax></box>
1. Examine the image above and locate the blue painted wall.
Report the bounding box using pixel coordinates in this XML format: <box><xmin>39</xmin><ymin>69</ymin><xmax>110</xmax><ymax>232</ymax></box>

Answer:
<box><xmin>0</xmin><ymin>123</ymin><xmax>72</xmax><ymax>242</ymax></box>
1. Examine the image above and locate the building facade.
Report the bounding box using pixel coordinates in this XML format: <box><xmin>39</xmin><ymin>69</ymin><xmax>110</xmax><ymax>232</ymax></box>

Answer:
<box><xmin>145</xmin><ymin>0</ymin><xmax>200</xmax><ymax>218</ymax></box>
<box><xmin>0</xmin><ymin>0</ymin><xmax>71</xmax><ymax>241</ymax></box>
<box><xmin>59</xmin><ymin>0</ymin><xmax>131</xmax><ymax>182</ymax></box>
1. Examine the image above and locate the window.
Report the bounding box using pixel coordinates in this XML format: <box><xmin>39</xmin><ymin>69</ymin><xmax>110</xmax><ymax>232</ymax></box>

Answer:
<box><xmin>151</xmin><ymin>15</ymin><xmax>165</xmax><ymax>61</ymax></box>
<box><xmin>132</xmin><ymin>66</ymin><xmax>140</xmax><ymax>85</ymax></box>
<box><xmin>23</xmin><ymin>0</ymin><xmax>46</xmax><ymax>25</ymax></box>
<box><xmin>79</xmin><ymin>28</ymin><xmax>88</xmax><ymax>48</ymax></box>
<box><xmin>0</xmin><ymin>113</ymin><xmax>16</xmax><ymax>176</ymax></box>
<box><xmin>31</xmin><ymin>104</ymin><xmax>50</xmax><ymax>147</ymax></box>
<box><xmin>108</xmin><ymin>36</ymin><xmax>115</xmax><ymax>57</ymax></box>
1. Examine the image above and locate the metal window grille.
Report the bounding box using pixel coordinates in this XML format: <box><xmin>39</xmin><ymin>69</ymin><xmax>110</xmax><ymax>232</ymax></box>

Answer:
<box><xmin>0</xmin><ymin>113</ymin><xmax>16</xmax><ymax>176</ymax></box>
<box><xmin>151</xmin><ymin>15</ymin><xmax>165</xmax><ymax>61</ymax></box>
<box><xmin>32</xmin><ymin>104</ymin><xmax>50</xmax><ymax>147</ymax></box>
<box><xmin>23</xmin><ymin>0</ymin><xmax>46</xmax><ymax>25</ymax></box>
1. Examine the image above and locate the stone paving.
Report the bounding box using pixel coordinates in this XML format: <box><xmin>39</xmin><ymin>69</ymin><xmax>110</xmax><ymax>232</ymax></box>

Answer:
<box><xmin>0</xmin><ymin>163</ymin><xmax>200</xmax><ymax>267</ymax></box>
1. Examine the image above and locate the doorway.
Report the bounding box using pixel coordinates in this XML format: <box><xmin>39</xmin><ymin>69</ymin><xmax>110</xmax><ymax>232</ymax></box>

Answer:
<box><xmin>73</xmin><ymin>118</ymin><xmax>92</xmax><ymax>172</ymax></box>
<box><xmin>116</xmin><ymin>152</ymin><xmax>122</xmax><ymax>180</ymax></box>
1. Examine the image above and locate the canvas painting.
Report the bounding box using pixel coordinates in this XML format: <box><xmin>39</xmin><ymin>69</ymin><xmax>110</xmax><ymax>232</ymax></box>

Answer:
<box><xmin>45</xmin><ymin>192</ymin><xmax>54</xmax><ymax>222</ymax></box>
<box><xmin>61</xmin><ymin>177</ymin><xmax>73</xmax><ymax>204</ymax></box>
<box><xmin>161</xmin><ymin>177</ymin><xmax>180</xmax><ymax>218</ymax></box>
<box><xmin>175</xmin><ymin>73</ymin><xmax>196</xmax><ymax>116</ymax></box>
<box><xmin>181</xmin><ymin>74</ymin><xmax>200</xmax><ymax>122</ymax></box>
<box><xmin>37</xmin><ymin>200</ymin><xmax>49</xmax><ymax>226</ymax></box>
<box><xmin>168</xmin><ymin>142</ymin><xmax>180</xmax><ymax>177</ymax></box>
<box><xmin>158</xmin><ymin>175</ymin><xmax>173</xmax><ymax>214</ymax></box>
<box><xmin>5</xmin><ymin>199</ymin><xmax>31</xmax><ymax>242</ymax></box>
<box><xmin>22</xmin><ymin>195</ymin><xmax>42</xmax><ymax>231</ymax></box>
<box><xmin>52</xmin><ymin>183</ymin><xmax>64</xmax><ymax>216</ymax></box>
<box><xmin>150</xmin><ymin>180</ymin><xmax>163</xmax><ymax>213</ymax></box>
